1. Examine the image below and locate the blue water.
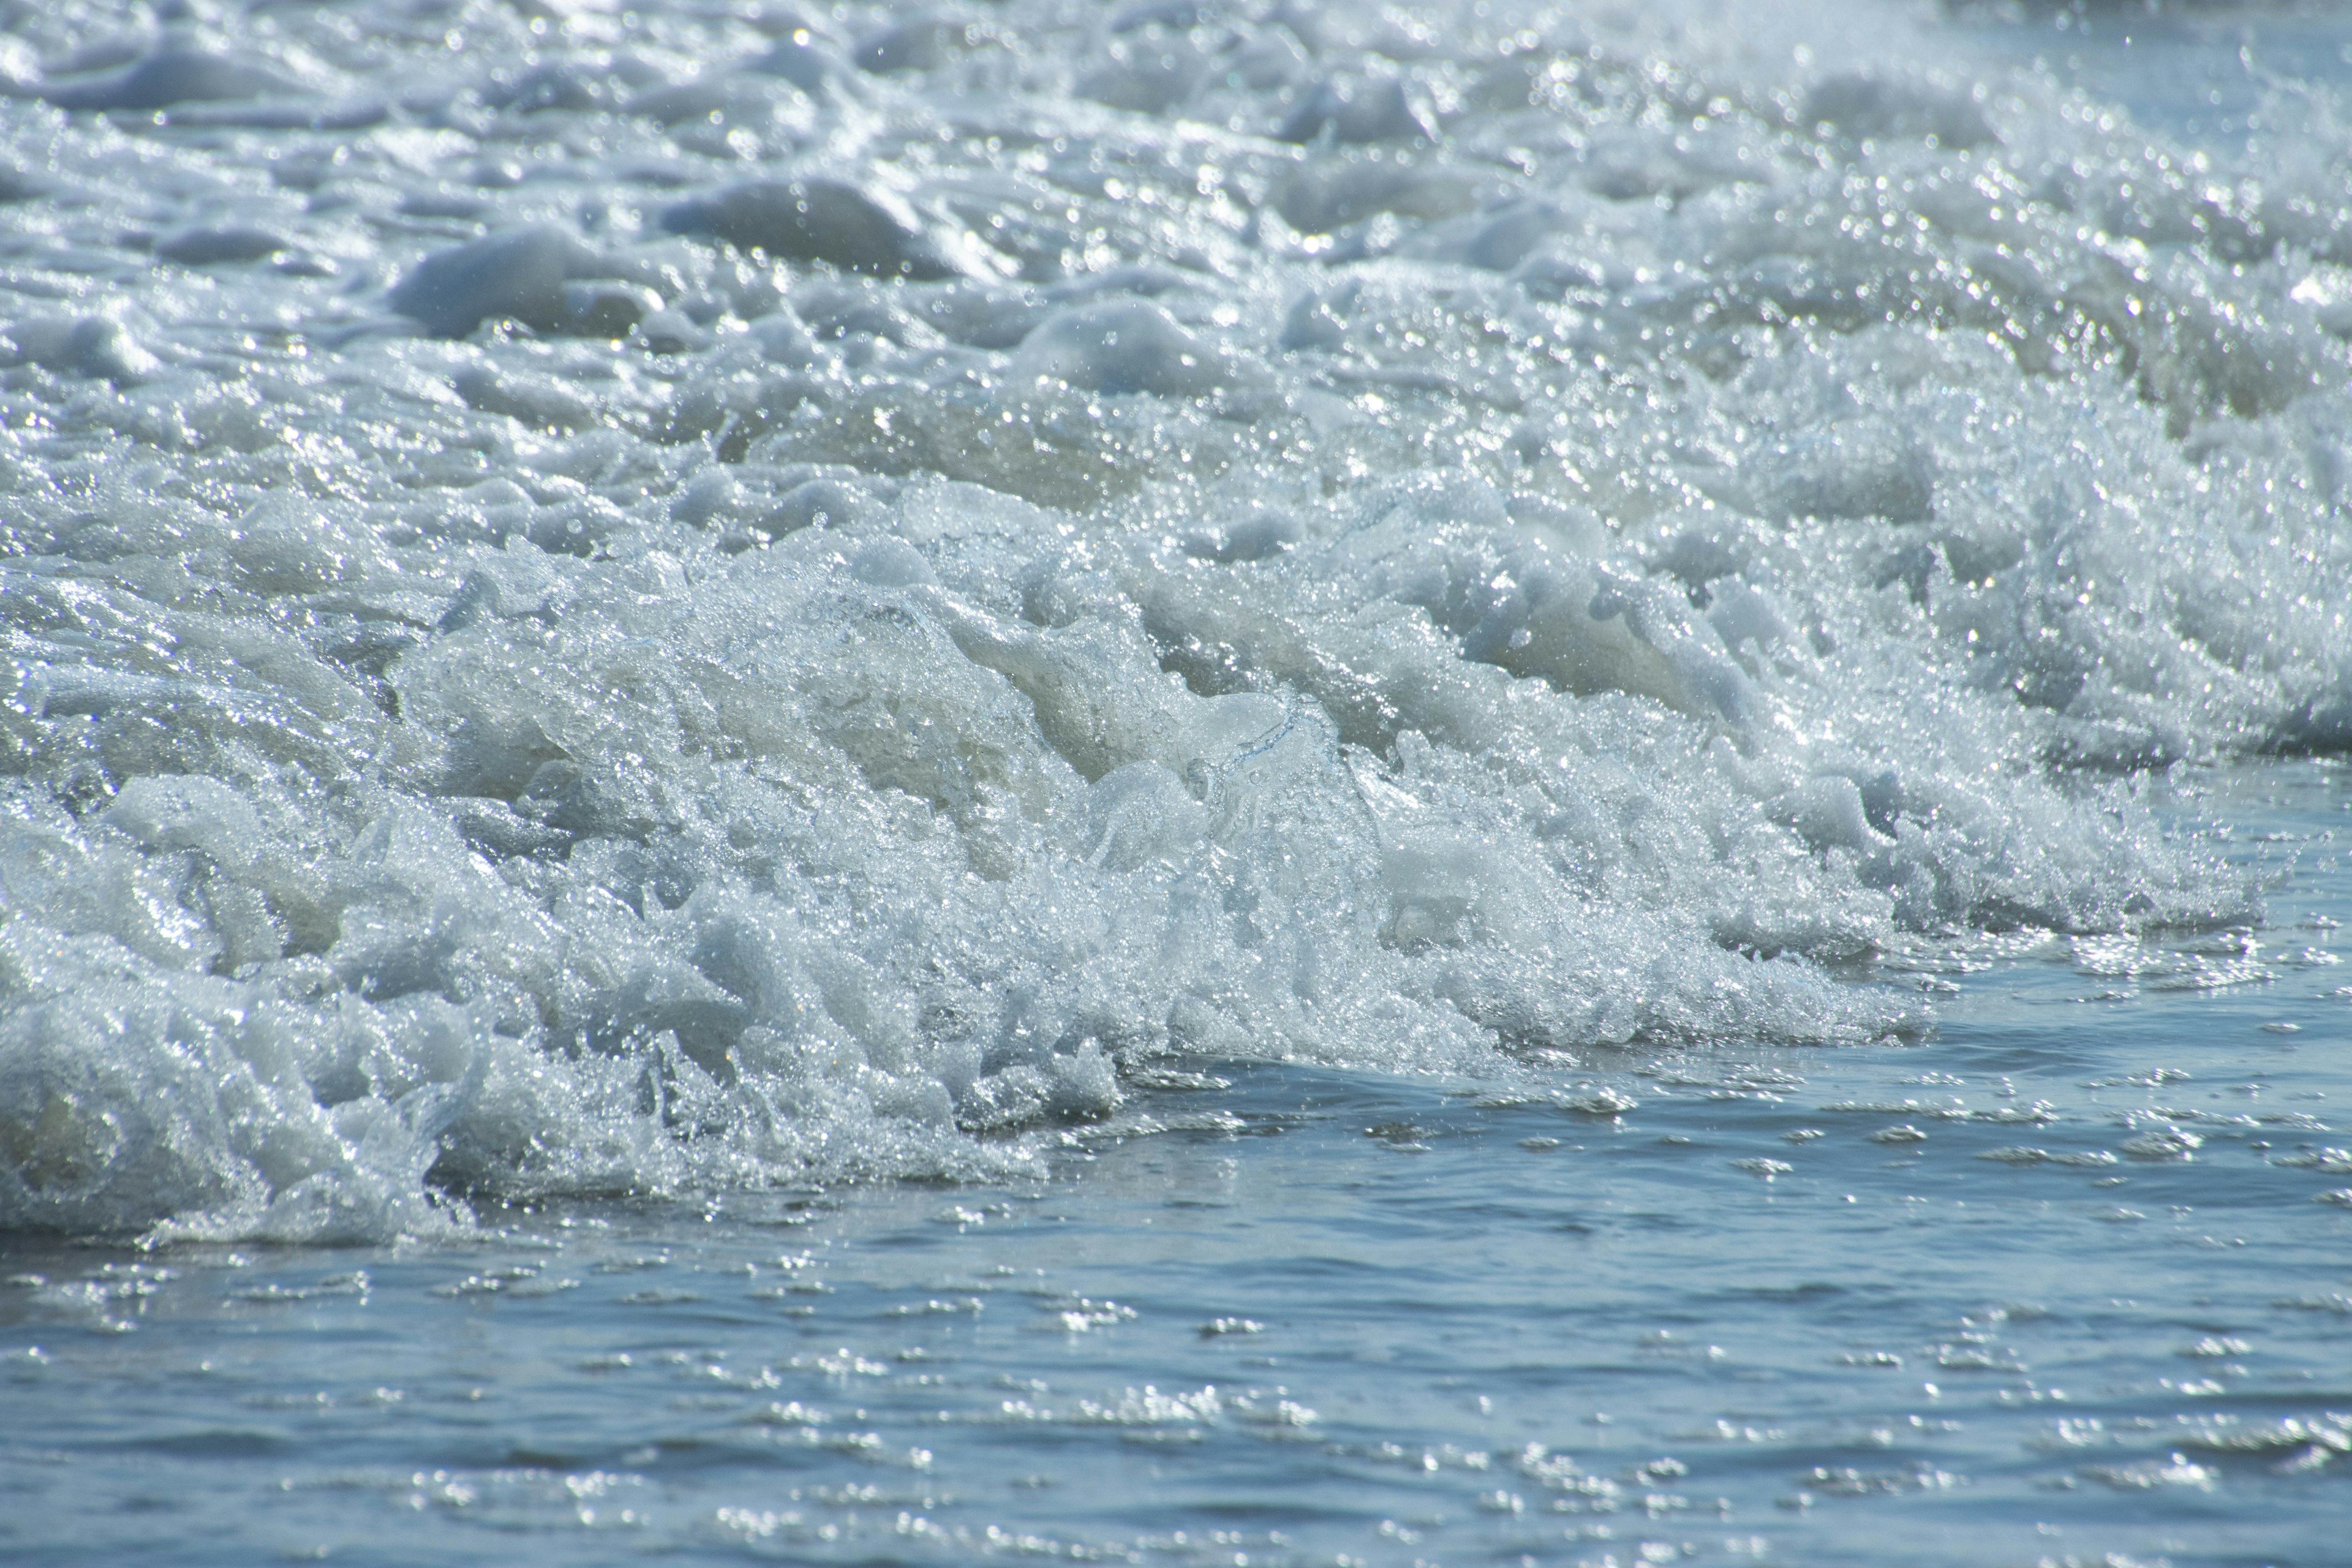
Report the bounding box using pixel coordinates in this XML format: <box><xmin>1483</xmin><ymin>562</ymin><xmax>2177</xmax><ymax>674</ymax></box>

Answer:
<box><xmin>6</xmin><ymin>0</ymin><xmax>2352</xmax><ymax>1561</ymax></box>
<box><xmin>7</xmin><ymin>760</ymin><xmax>2352</xmax><ymax>1566</ymax></box>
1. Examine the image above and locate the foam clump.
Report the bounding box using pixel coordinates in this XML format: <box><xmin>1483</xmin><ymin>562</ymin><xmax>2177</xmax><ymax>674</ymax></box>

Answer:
<box><xmin>662</xmin><ymin>178</ymin><xmax>982</xmax><ymax>279</ymax></box>
<box><xmin>2</xmin><ymin>315</ymin><xmax>162</xmax><ymax>382</ymax></box>
<box><xmin>40</xmin><ymin>36</ymin><xmax>309</xmax><ymax>111</ymax></box>
<box><xmin>388</xmin><ymin>225</ymin><xmax>609</xmax><ymax>338</ymax></box>
<box><xmin>1013</xmin><ymin>300</ymin><xmax>1240</xmax><ymax>397</ymax></box>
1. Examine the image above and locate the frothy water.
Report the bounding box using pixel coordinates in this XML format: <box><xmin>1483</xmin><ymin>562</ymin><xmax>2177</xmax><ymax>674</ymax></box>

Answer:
<box><xmin>6</xmin><ymin>2</ymin><xmax>2352</xmax><ymax>1558</ymax></box>
<box><xmin>0</xmin><ymin>0</ymin><xmax>2345</xmax><ymax>1251</ymax></box>
<box><xmin>5</xmin><ymin>761</ymin><xmax>2351</xmax><ymax>1567</ymax></box>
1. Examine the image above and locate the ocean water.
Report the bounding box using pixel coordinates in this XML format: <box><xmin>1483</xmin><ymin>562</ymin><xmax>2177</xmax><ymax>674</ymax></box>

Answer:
<box><xmin>7</xmin><ymin>759</ymin><xmax>2352</xmax><ymax>1566</ymax></box>
<box><xmin>1</xmin><ymin>0</ymin><xmax>2349</xmax><ymax>1560</ymax></box>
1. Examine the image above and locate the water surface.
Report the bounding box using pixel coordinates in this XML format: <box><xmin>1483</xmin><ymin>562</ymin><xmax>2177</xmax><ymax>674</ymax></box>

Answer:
<box><xmin>3</xmin><ymin>0</ymin><xmax>2351</xmax><ymax>1559</ymax></box>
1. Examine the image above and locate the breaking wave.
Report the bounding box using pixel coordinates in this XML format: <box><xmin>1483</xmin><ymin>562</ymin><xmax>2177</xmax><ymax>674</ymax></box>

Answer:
<box><xmin>2</xmin><ymin>0</ymin><xmax>2343</xmax><ymax>1238</ymax></box>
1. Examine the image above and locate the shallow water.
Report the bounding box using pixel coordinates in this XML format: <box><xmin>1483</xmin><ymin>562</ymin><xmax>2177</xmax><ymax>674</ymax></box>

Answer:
<box><xmin>7</xmin><ymin>758</ymin><xmax>2352</xmax><ymax>1566</ymax></box>
<box><xmin>3</xmin><ymin>0</ymin><xmax>2351</xmax><ymax>1558</ymax></box>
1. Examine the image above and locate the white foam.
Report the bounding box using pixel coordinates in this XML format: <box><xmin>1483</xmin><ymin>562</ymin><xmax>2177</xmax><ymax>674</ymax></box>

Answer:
<box><xmin>2</xmin><ymin>0</ymin><xmax>2341</xmax><ymax>1240</ymax></box>
<box><xmin>389</xmin><ymin>225</ymin><xmax>608</xmax><ymax>339</ymax></box>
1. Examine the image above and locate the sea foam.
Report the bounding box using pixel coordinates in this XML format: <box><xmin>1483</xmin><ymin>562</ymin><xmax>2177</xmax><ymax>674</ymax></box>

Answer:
<box><xmin>1</xmin><ymin>0</ymin><xmax>2342</xmax><ymax>1240</ymax></box>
